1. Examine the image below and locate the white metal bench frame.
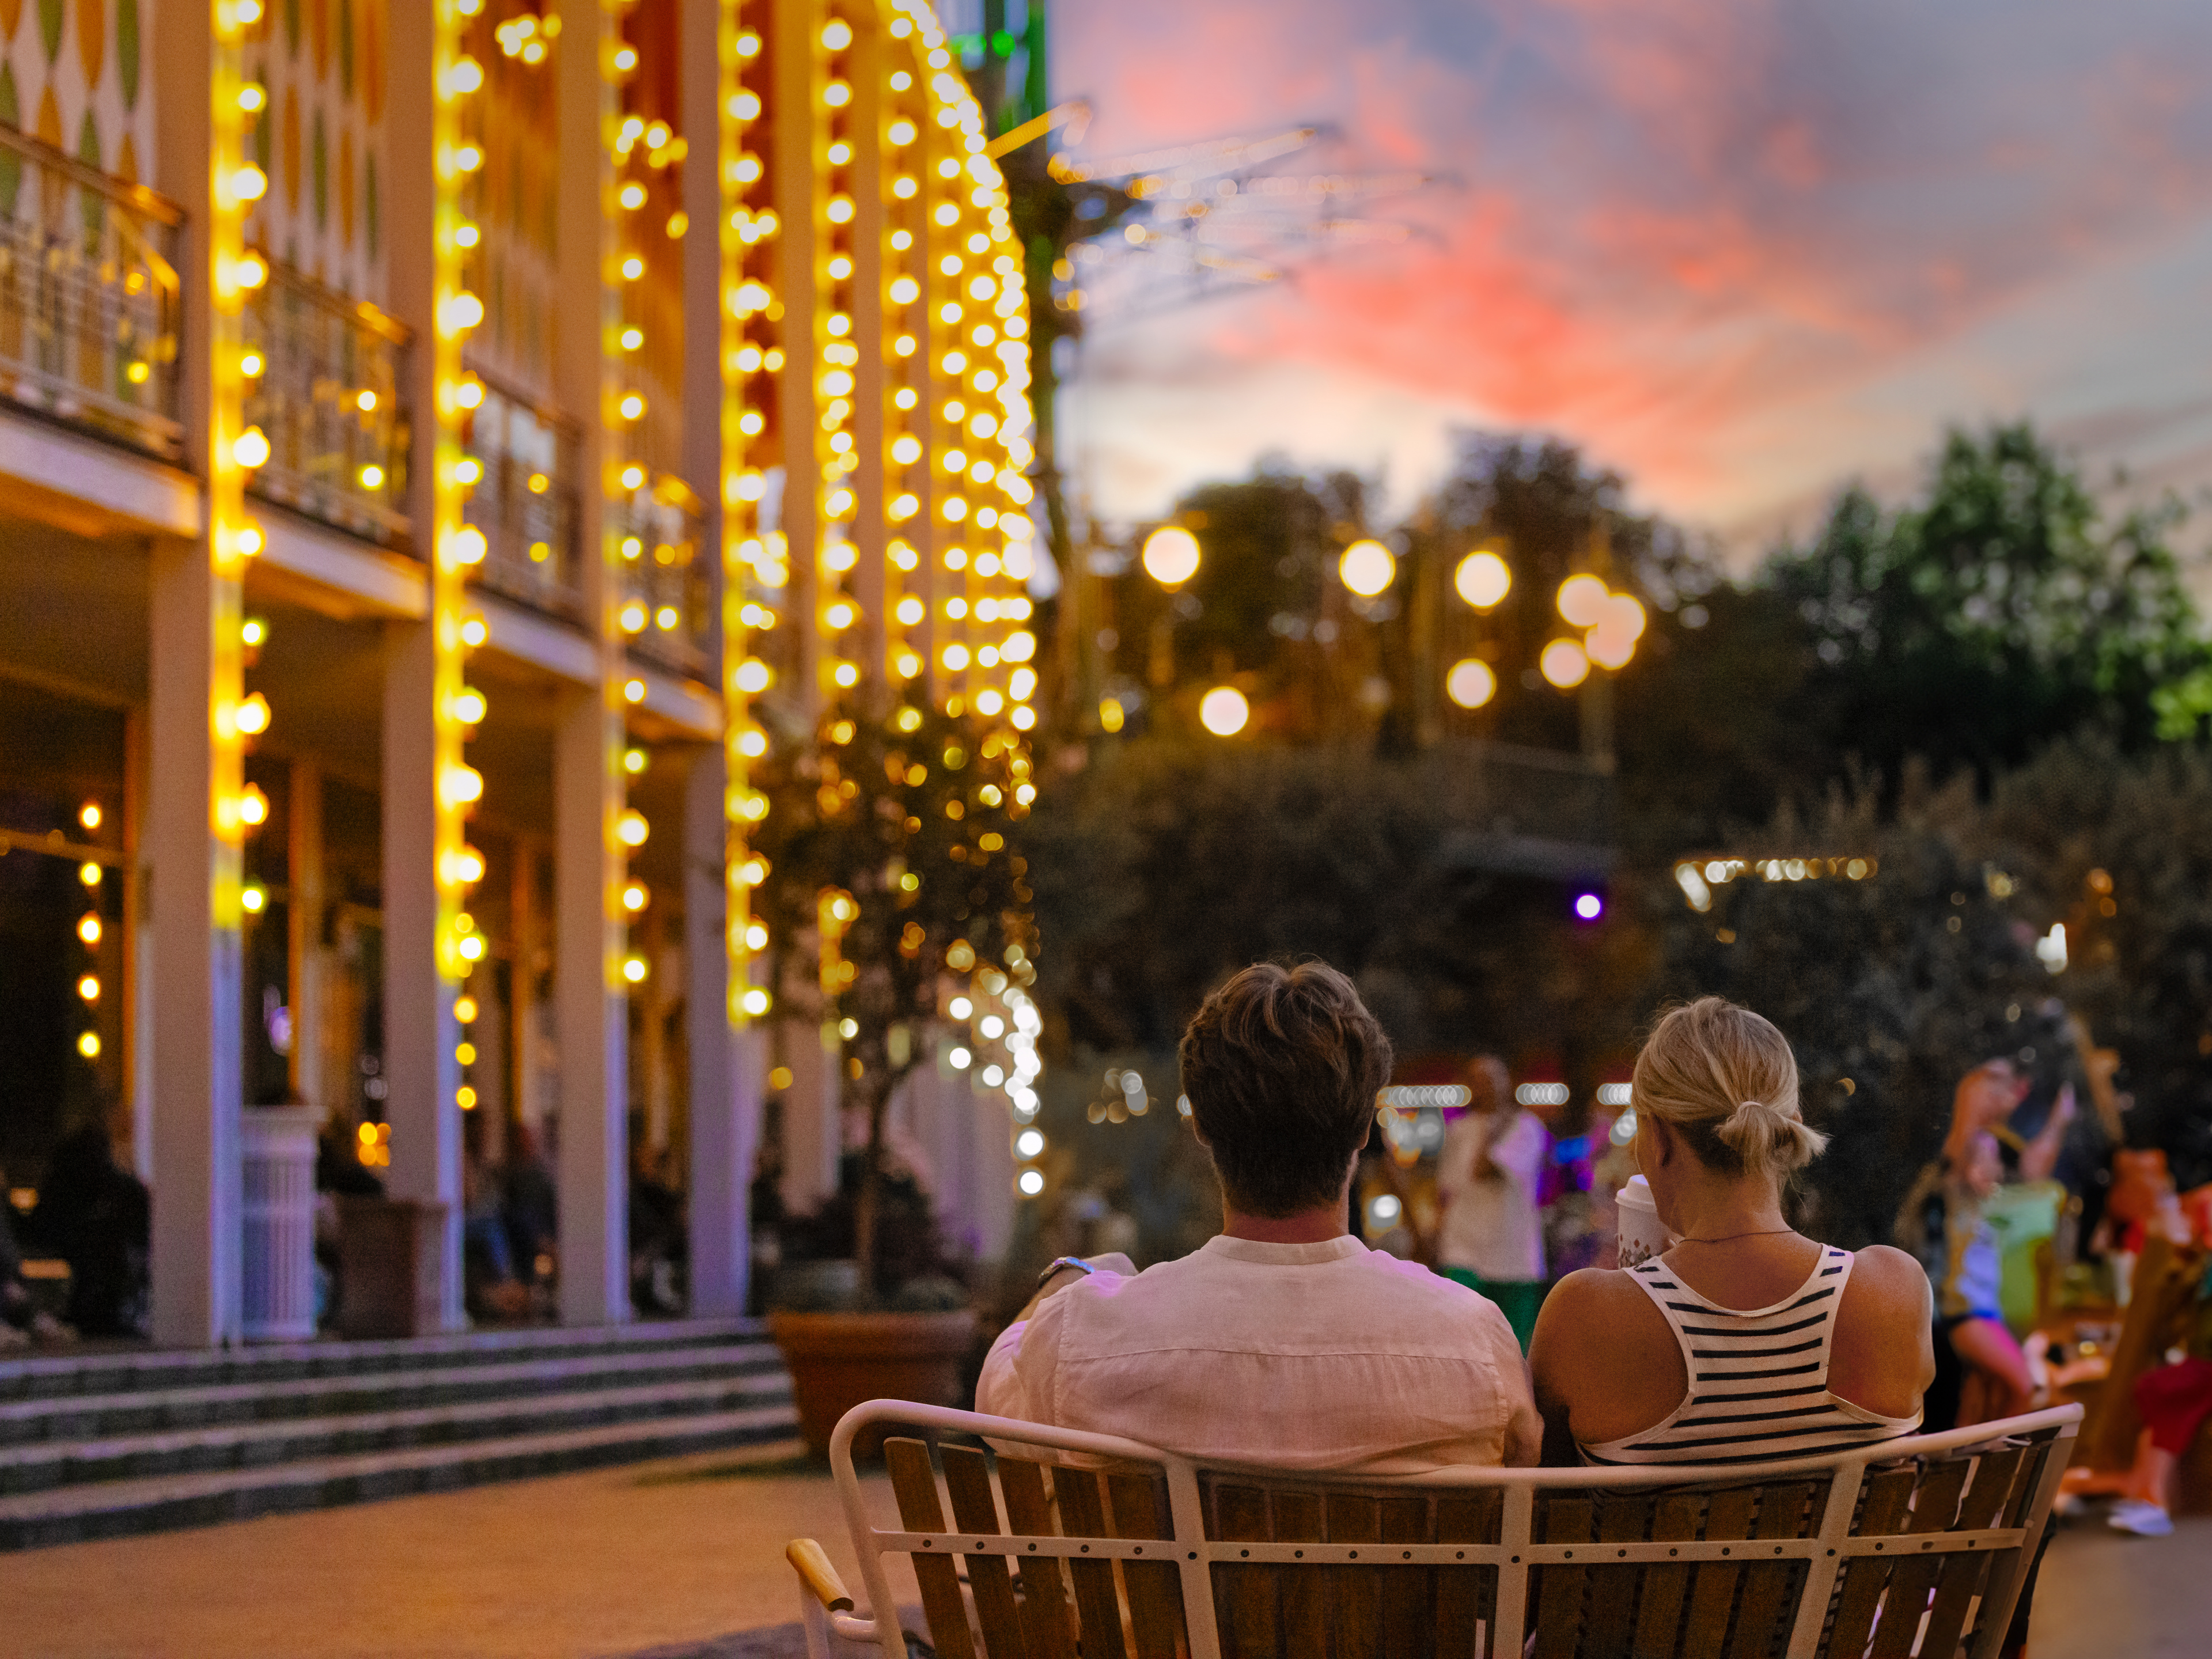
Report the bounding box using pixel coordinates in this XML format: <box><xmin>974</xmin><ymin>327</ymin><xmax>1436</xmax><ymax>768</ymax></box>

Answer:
<box><xmin>790</xmin><ymin>1399</ymin><xmax>2081</xmax><ymax>1659</ymax></box>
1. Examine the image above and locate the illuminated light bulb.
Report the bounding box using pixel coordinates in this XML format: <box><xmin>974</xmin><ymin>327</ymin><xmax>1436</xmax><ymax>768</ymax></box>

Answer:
<box><xmin>620</xmin><ymin>951</ymin><xmax>648</xmax><ymax>982</ymax></box>
<box><xmin>442</xmin><ymin>765</ymin><xmax>485</xmax><ymax>805</ymax></box>
<box><xmin>454</xmin><ymin>144</ymin><xmax>484</xmax><ymax>173</ymax></box>
<box><xmin>619</xmin><ymin>600</ymin><xmax>648</xmax><ymax>632</ymax></box>
<box><xmin>1001</xmin><ymin>630</ymin><xmax>1037</xmax><ymax>663</ymax></box>
<box><xmin>235</xmin><ymin>692</ymin><xmax>272</xmax><ymax>735</ymax></box>
<box><xmin>824</xmin><ymin>599</ymin><xmax>858</xmax><ymax>631</ymax></box>
<box><xmin>444</xmin><ymin>846</ymin><xmax>487</xmax><ymax>885</ymax></box>
<box><xmin>891</xmin><ymin>435</ymin><xmax>922</xmax><ymax>465</ymax></box>
<box><xmin>456</xmin><ymin>377</ymin><xmax>484</xmax><ymax>409</ymax></box>
<box><xmin>619</xmin><ymin>181</ymin><xmax>646</xmax><ymax>210</ymax></box>
<box><xmin>622</xmin><ymin>882</ymin><xmax>649</xmax><ymax>912</ymax></box>
<box><xmin>621</xmin><ymin>536</ymin><xmax>643</xmax><ymax>560</ymax></box>
<box><xmin>1017</xmin><ymin>1168</ymin><xmax>1045</xmax><ymax>1197</ymax></box>
<box><xmin>738</xmin><ymin>729</ymin><xmax>768</xmax><ymax>757</ymax></box>
<box><xmin>1010</xmin><ymin>666</ymin><xmax>1038</xmax><ymax>700</ymax></box>
<box><xmin>238</xmin><ymin>84</ymin><xmax>266</xmax><ymax>112</ymax></box>
<box><xmin>623</xmin><ymin>678</ymin><xmax>646</xmax><ymax>704</ymax></box>
<box><xmin>452</xmin><ymin>525</ymin><xmax>488</xmax><ymax>566</ymax></box>
<box><xmin>448</xmin><ymin>55</ymin><xmax>484</xmax><ymax>94</ymax></box>
<box><xmin>1556</xmin><ymin>573</ymin><xmax>1609</xmax><ymax>628</ymax></box>
<box><xmin>1339</xmin><ymin>539</ymin><xmax>1395</xmax><ymax>597</ymax></box>
<box><xmin>456</xmin><ymin>996</ymin><xmax>479</xmax><ymax>1024</ymax></box>
<box><xmin>823</xmin><ymin>80</ymin><xmax>851</xmax><ymax>108</ymax></box>
<box><xmin>79</xmin><ymin>861</ymin><xmax>101</xmax><ymax>887</ymax></box>
<box><xmin>942</xmin><ymin>643</ymin><xmax>971</xmax><ymax>672</ymax></box>
<box><xmin>744</xmin><ymin>921</ymin><xmax>768</xmax><ymax>950</ymax></box>
<box><xmin>231</xmin><ymin>165</ymin><xmax>268</xmax><ymax>202</ymax></box>
<box><xmin>890</xmin><ymin>492</ymin><xmax>919</xmax><ymax>520</ymax></box>
<box><xmin>1586</xmin><ymin>627</ymin><xmax>1637</xmax><ymax>671</ymax></box>
<box><xmin>620</xmin><ymin>464</ymin><xmax>646</xmax><ymax>489</ymax></box>
<box><xmin>894</xmin><ymin>649</ymin><xmax>922</xmax><ymax>679</ymax></box>
<box><xmin>78</xmin><ymin>974</ymin><xmax>100</xmax><ymax>1002</ymax></box>
<box><xmin>826</xmin><ymin>142</ymin><xmax>853</xmax><ymax>168</ymax></box>
<box><xmin>895</xmin><ymin>595</ymin><xmax>925</xmax><ymax>626</ymax></box>
<box><xmin>79</xmin><ymin>801</ymin><xmax>103</xmax><ymax>831</ymax></box>
<box><xmin>623</xmin><ymin>747</ymin><xmax>648</xmax><ymax>775</ymax></box>
<box><xmin>620</xmin><ymin>255</ymin><xmax>645</xmax><ymax>281</ymax></box>
<box><xmin>457</xmin><ymin>1085</ymin><xmax>478</xmax><ymax>1110</ymax></box>
<box><xmin>461</xmin><ymin>616</ymin><xmax>488</xmax><ymax>647</ymax></box>
<box><xmin>234</xmin><ymin>522</ymin><xmax>264</xmax><ymax>558</ymax></box>
<box><xmin>741</xmin><ymin>987</ymin><xmax>771</xmax><ymax>1016</ymax></box>
<box><xmin>235</xmin><ymin>251</ymin><xmax>268</xmax><ymax>289</ymax></box>
<box><xmin>1446</xmin><ymin>658</ymin><xmax>1498</xmax><ymax>710</ymax></box>
<box><xmin>1455</xmin><ymin>550</ymin><xmax>1512</xmax><ymax>609</ymax></box>
<box><xmin>821</xmin><ymin>17</ymin><xmax>852</xmax><ymax>48</ymax></box>
<box><xmin>236</xmin><ymin>0</ymin><xmax>263</xmax><ymax>24</ymax></box>
<box><xmin>78</xmin><ymin>1031</ymin><xmax>101</xmax><ymax>1059</ymax></box>
<box><xmin>976</xmin><ymin>688</ymin><xmax>1005</xmax><ymax>717</ymax></box>
<box><xmin>619</xmin><ymin>392</ymin><xmax>645</xmax><ymax>421</ymax></box>
<box><xmin>729</xmin><ymin>89</ymin><xmax>761</xmax><ymax>120</ymax></box>
<box><xmin>826</xmin><ymin>195</ymin><xmax>854</xmax><ymax>224</ymax></box>
<box><xmin>1540</xmin><ymin>638</ymin><xmax>1592</xmax><ymax>689</ymax></box>
<box><xmin>233</xmin><ymin>427</ymin><xmax>271</xmax><ymax>468</ymax></box>
<box><xmin>889</xmin><ymin>119</ymin><xmax>917</xmax><ymax>146</ymax></box>
<box><xmin>616</xmin><ymin>810</ymin><xmax>649</xmax><ymax>849</ymax></box>
<box><xmin>1200</xmin><ymin>687</ymin><xmax>1250</xmax><ymax>736</ymax></box>
<box><xmin>238</xmin><ymin>785</ymin><xmax>270</xmax><ymax>826</ymax></box>
<box><xmin>1142</xmin><ymin>525</ymin><xmax>1199</xmax><ymax>586</ymax></box>
<box><xmin>78</xmin><ymin>914</ymin><xmax>102</xmax><ymax>945</ymax></box>
<box><xmin>359</xmin><ymin>464</ymin><xmax>385</xmax><ymax>490</ymax></box>
<box><xmin>453</xmin><ymin>688</ymin><xmax>487</xmax><ymax>725</ymax></box>
<box><xmin>239</xmin><ymin>350</ymin><xmax>264</xmax><ymax>377</ymax></box>
<box><xmin>442</xmin><ymin>291</ymin><xmax>484</xmax><ymax>331</ymax></box>
<box><xmin>459</xmin><ymin>934</ymin><xmax>486</xmax><ymax>961</ymax></box>
<box><xmin>456</xmin><ymin>220</ymin><xmax>481</xmax><ymax>248</ymax></box>
<box><xmin>735</xmin><ymin>659</ymin><xmax>772</xmax><ymax>694</ymax></box>
<box><xmin>613</xmin><ymin>44</ymin><xmax>638</xmax><ymax>71</ymax></box>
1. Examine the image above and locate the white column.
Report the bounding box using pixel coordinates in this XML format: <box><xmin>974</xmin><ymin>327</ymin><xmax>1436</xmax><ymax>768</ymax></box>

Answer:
<box><xmin>382</xmin><ymin>620</ymin><xmax>464</xmax><ymax>1330</ymax></box>
<box><xmin>287</xmin><ymin>758</ymin><xmax>325</xmax><ymax>1113</ymax></box>
<box><xmin>555</xmin><ymin>691</ymin><xmax>628</xmax><ymax>1323</ymax></box>
<box><xmin>780</xmin><ymin>1018</ymin><xmax>843</xmax><ymax>1215</ymax></box>
<box><xmin>685</xmin><ymin>746</ymin><xmax>757</xmax><ymax>1316</ymax></box>
<box><xmin>148</xmin><ymin>544</ymin><xmax>246</xmax><ymax>1348</ymax></box>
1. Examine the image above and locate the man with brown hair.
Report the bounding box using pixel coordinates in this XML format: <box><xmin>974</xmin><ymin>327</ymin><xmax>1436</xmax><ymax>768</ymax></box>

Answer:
<box><xmin>978</xmin><ymin>961</ymin><xmax>1539</xmax><ymax>1473</ymax></box>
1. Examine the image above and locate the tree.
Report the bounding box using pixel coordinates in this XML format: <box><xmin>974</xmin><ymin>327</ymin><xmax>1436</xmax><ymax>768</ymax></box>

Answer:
<box><xmin>753</xmin><ymin>702</ymin><xmax>1034</xmax><ymax>1296</ymax></box>
<box><xmin>1766</xmin><ymin>423</ymin><xmax>2210</xmax><ymax>790</ymax></box>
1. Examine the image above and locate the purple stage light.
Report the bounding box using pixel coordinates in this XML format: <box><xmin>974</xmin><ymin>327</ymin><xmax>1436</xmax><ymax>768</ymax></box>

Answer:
<box><xmin>1574</xmin><ymin>892</ymin><xmax>1604</xmax><ymax>921</ymax></box>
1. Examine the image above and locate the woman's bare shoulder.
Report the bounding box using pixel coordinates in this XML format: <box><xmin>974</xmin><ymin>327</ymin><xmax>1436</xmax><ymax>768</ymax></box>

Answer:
<box><xmin>1848</xmin><ymin>1245</ymin><xmax>1934</xmax><ymax>1305</ymax></box>
<box><xmin>1533</xmin><ymin>1268</ymin><xmax>1660</xmax><ymax>1353</ymax></box>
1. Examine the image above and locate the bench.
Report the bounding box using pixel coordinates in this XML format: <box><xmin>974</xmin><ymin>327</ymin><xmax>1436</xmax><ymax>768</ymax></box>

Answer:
<box><xmin>785</xmin><ymin>1399</ymin><xmax>2080</xmax><ymax>1659</ymax></box>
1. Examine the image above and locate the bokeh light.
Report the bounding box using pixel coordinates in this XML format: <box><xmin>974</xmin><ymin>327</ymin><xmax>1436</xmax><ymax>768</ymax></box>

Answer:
<box><xmin>1199</xmin><ymin>685</ymin><xmax>1250</xmax><ymax>736</ymax></box>
<box><xmin>1141</xmin><ymin>525</ymin><xmax>1200</xmax><ymax>586</ymax></box>
<box><xmin>1446</xmin><ymin>658</ymin><xmax>1497</xmax><ymax>709</ymax></box>
<box><xmin>1455</xmin><ymin>550</ymin><xmax>1511</xmax><ymax>609</ymax></box>
<box><xmin>1540</xmin><ymin>639</ymin><xmax>1591</xmax><ymax>688</ymax></box>
<box><xmin>1339</xmin><ymin>539</ymin><xmax>1395</xmax><ymax>597</ymax></box>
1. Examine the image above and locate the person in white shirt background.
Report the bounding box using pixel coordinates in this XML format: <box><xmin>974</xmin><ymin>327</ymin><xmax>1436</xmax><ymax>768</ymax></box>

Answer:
<box><xmin>1434</xmin><ymin>1055</ymin><xmax>1550</xmax><ymax>1352</ymax></box>
<box><xmin>977</xmin><ymin>960</ymin><xmax>1540</xmax><ymax>1474</ymax></box>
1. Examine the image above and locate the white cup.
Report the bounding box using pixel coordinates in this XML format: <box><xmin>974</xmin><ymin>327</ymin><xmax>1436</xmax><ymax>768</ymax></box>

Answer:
<box><xmin>1616</xmin><ymin>1175</ymin><xmax>1674</xmax><ymax>1269</ymax></box>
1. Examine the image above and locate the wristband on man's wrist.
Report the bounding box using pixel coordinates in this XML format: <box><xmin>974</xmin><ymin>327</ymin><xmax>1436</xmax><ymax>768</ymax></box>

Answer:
<box><xmin>1036</xmin><ymin>1255</ymin><xmax>1096</xmax><ymax>1289</ymax></box>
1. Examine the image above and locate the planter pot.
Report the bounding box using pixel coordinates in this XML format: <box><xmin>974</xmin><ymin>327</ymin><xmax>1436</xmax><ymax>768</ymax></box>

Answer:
<box><xmin>770</xmin><ymin>1308</ymin><xmax>979</xmax><ymax>1457</ymax></box>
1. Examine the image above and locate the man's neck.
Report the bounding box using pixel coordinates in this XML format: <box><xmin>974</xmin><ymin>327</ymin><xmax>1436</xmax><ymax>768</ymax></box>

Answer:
<box><xmin>1221</xmin><ymin>1203</ymin><xmax>1351</xmax><ymax>1244</ymax></box>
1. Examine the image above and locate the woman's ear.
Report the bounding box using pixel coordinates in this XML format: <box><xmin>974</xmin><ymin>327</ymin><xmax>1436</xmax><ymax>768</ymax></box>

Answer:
<box><xmin>1645</xmin><ymin>1117</ymin><xmax>1677</xmax><ymax>1170</ymax></box>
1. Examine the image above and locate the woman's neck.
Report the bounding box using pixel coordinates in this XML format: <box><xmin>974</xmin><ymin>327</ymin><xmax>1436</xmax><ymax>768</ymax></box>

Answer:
<box><xmin>1665</xmin><ymin>1179</ymin><xmax>1790</xmax><ymax>1244</ymax></box>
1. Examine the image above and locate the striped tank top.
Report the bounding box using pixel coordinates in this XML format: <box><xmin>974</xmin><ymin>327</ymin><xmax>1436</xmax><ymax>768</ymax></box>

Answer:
<box><xmin>1578</xmin><ymin>1245</ymin><xmax>1921</xmax><ymax>1467</ymax></box>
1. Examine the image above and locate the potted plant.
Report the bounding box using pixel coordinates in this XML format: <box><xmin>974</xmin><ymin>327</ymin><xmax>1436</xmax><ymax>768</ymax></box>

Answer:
<box><xmin>753</xmin><ymin>698</ymin><xmax>1035</xmax><ymax>1453</ymax></box>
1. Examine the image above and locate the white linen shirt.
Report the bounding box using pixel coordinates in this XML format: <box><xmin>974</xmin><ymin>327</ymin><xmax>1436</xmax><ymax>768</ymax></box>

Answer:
<box><xmin>976</xmin><ymin>1234</ymin><xmax>1541</xmax><ymax>1474</ymax></box>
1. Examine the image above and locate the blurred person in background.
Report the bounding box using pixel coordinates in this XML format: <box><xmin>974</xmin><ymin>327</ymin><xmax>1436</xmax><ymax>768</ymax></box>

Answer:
<box><xmin>1435</xmin><ymin>1055</ymin><xmax>1547</xmax><ymax>1351</ymax></box>
<box><xmin>26</xmin><ymin>1124</ymin><xmax>149</xmax><ymax>1338</ymax></box>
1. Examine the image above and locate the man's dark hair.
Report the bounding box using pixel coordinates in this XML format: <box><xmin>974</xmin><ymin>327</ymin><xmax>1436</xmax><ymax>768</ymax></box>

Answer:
<box><xmin>1177</xmin><ymin>960</ymin><xmax>1393</xmax><ymax>1217</ymax></box>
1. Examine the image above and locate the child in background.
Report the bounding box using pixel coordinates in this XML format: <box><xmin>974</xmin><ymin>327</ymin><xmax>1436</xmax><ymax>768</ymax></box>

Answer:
<box><xmin>1902</xmin><ymin>1130</ymin><xmax>2033</xmax><ymax>1426</ymax></box>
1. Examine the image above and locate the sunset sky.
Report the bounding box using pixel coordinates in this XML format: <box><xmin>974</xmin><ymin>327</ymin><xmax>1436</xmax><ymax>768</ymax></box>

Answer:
<box><xmin>1048</xmin><ymin>0</ymin><xmax>2212</xmax><ymax>563</ymax></box>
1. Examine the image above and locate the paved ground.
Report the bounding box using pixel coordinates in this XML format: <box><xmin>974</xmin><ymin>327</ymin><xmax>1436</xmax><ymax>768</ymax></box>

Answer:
<box><xmin>5</xmin><ymin>1448</ymin><xmax>2203</xmax><ymax>1657</ymax></box>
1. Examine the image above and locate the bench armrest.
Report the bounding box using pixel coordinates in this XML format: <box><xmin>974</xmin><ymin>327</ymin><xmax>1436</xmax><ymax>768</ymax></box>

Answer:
<box><xmin>786</xmin><ymin>1538</ymin><xmax>856</xmax><ymax>1612</ymax></box>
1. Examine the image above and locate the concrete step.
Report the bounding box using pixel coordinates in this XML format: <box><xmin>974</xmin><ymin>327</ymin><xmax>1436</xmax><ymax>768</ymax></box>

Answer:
<box><xmin>0</xmin><ymin>1317</ymin><xmax>768</xmax><ymax>1404</ymax></box>
<box><xmin>0</xmin><ymin>1340</ymin><xmax>786</xmax><ymax>1448</ymax></box>
<box><xmin>0</xmin><ymin>1406</ymin><xmax>804</xmax><ymax>1551</ymax></box>
<box><xmin>0</xmin><ymin>1368</ymin><xmax>794</xmax><ymax>1495</ymax></box>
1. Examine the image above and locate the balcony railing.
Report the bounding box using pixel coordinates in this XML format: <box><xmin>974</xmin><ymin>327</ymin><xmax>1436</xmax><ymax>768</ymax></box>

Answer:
<box><xmin>244</xmin><ymin>262</ymin><xmax>411</xmax><ymax>544</ymax></box>
<box><xmin>464</xmin><ymin>365</ymin><xmax>586</xmax><ymax>624</ymax></box>
<box><xmin>616</xmin><ymin>477</ymin><xmax>714</xmax><ymax>684</ymax></box>
<box><xmin>0</xmin><ymin>124</ymin><xmax>183</xmax><ymax>460</ymax></box>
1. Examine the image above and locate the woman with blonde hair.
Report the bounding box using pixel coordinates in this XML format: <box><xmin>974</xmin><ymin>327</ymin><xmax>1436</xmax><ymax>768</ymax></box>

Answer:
<box><xmin>1531</xmin><ymin>997</ymin><xmax>1934</xmax><ymax>1465</ymax></box>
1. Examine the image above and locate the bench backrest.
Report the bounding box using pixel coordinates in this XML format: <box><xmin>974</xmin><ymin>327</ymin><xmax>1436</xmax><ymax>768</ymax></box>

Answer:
<box><xmin>830</xmin><ymin>1400</ymin><xmax>2080</xmax><ymax>1659</ymax></box>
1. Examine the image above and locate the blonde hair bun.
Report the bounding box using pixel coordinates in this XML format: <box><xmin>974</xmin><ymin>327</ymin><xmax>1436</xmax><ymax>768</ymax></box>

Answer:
<box><xmin>1634</xmin><ymin>999</ymin><xmax>1828</xmax><ymax>1182</ymax></box>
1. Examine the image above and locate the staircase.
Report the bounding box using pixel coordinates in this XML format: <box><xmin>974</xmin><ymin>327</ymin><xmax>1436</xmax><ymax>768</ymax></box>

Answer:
<box><xmin>0</xmin><ymin>1319</ymin><xmax>798</xmax><ymax>1550</ymax></box>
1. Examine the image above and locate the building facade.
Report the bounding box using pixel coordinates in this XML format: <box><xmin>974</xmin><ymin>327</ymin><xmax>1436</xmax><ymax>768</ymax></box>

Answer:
<box><xmin>0</xmin><ymin>0</ymin><xmax>1031</xmax><ymax>1344</ymax></box>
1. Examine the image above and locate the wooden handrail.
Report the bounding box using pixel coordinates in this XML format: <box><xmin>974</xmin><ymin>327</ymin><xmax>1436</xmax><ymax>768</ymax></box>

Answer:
<box><xmin>0</xmin><ymin>120</ymin><xmax>185</xmax><ymax>227</ymax></box>
<box><xmin>260</xmin><ymin>257</ymin><xmax>411</xmax><ymax>346</ymax></box>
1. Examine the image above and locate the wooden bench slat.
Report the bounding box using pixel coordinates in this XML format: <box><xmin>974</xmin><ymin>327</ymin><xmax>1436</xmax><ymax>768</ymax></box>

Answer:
<box><xmin>1531</xmin><ymin>1495</ymin><xmax>1594</xmax><ymax>1659</ymax></box>
<box><xmin>1212</xmin><ymin>1482</ymin><xmax>1279</xmax><ymax>1659</ymax></box>
<box><xmin>1052</xmin><ymin>1465</ymin><xmax>1134</xmax><ymax>1659</ymax></box>
<box><xmin>1725</xmin><ymin>1481</ymin><xmax>1814</xmax><ymax>1659</ymax></box>
<box><xmin>1432</xmin><ymin>1491</ymin><xmax>1501</xmax><ymax>1659</ymax></box>
<box><xmin>1108</xmin><ymin>1471</ymin><xmax>1189</xmax><ymax>1659</ymax></box>
<box><xmin>1270</xmin><ymin>1488</ymin><xmax>1330</xmax><ymax>1659</ymax></box>
<box><xmin>1378</xmin><ymin>1493</ymin><xmax>1435</xmax><ymax>1659</ymax></box>
<box><xmin>1567</xmin><ymin>1492</ymin><xmax>1652</xmax><ymax>1659</ymax></box>
<box><xmin>1678</xmin><ymin>1487</ymin><xmax>1757</xmax><ymax>1656</ymax></box>
<box><xmin>1326</xmin><ymin>1493</ymin><xmax>1386</xmax><ymax>1659</ymax></box>
<box><xmin>885</xmin><ymin>1437</ymin><xmax>980</xmax><ymax>1659</ymax></box>
<box><xmin>997</xmin><ymin>1457</ymin><xmax>1083</xmax><ymax>1659</ymax></box>
<box><xmin>1915</xmin><ymin>1449</ymin><xmax>2027</xmax><ymax>1659</ymax></box>
<box><xmin>1821</xmin><ymin>1465</ymin><xmax>1917</xmax><ymax>1657</ymax></box>
<box><xmin>1629</xmin><ymin>1494</ymin><xmax>1701</xmax><ymax>1658</ymax></box>
<box><xmin>1865</xmin><ymin>1459</ymin><xmax>1973</xmax><ymax>1659</ymax></box>
<box><xmin>942</xmin><ymin>1444</ymin><xmax>1031</xmax><ymax>1659</ymax></box>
